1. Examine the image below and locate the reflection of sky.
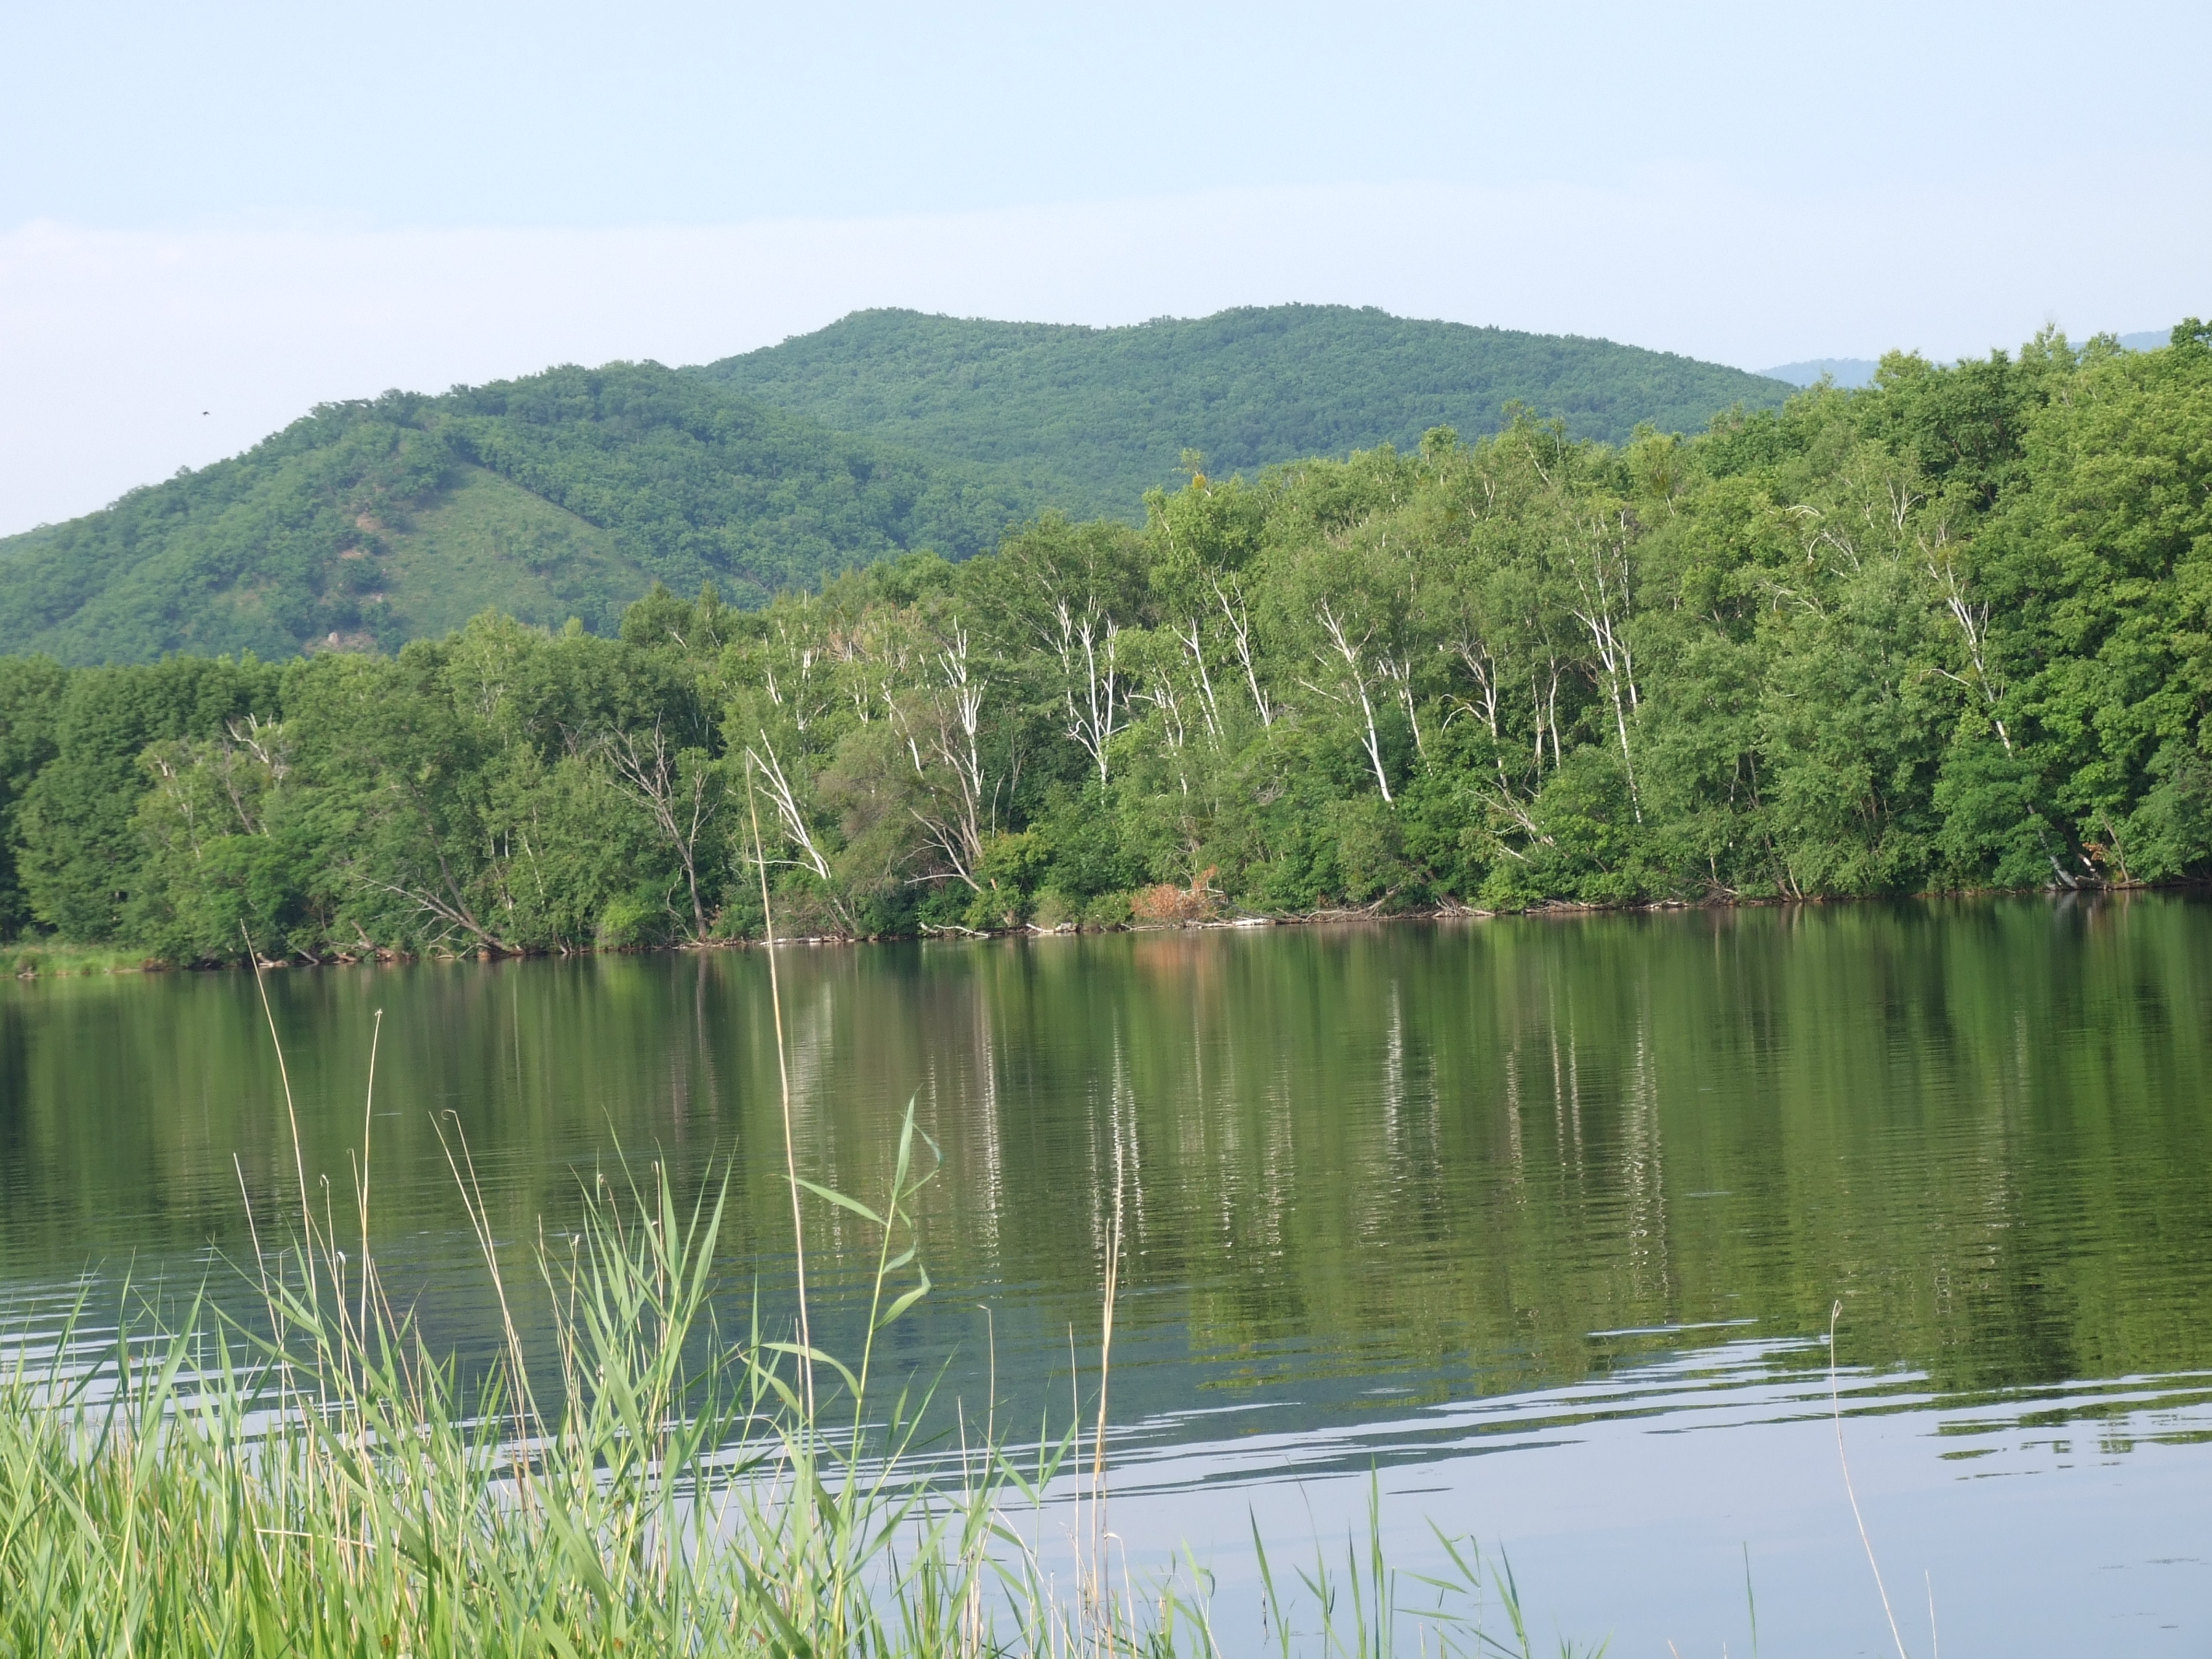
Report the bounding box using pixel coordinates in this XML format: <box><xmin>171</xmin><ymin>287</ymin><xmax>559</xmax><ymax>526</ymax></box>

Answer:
<box><xmin>952</xmin><ymin>1329</ymin><xmax>2212</xmax><ymax>1656</ymax></box>
<box><xmin>1083</xmin><ymin>1369</ymin><xmax>2212</xmax><ymax>1657</ymax></box>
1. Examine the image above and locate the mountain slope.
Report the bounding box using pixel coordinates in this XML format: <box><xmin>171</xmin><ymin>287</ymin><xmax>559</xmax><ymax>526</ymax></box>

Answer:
<box><xmin>699</xmin><ymin>304</ymin><xmax>1795</xmax><ymax>518</ymax></box>
<box><xmin>0</xmin><ymin>364</ymin><xmax>1038</xmax><ymax>665</ymax></box>
<box><xmin>0</xmin><ymin>306</ymin><xmax>1798</xmax><ymax>666</ymax></box>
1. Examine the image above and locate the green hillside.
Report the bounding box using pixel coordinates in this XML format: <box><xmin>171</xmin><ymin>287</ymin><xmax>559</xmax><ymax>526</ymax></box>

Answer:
<box><xmin>0</xmin><ymin>306</ymin><xmax>1793</xmax><ymax>666</ymax></box>
<box><xmin>0</xmin><ymin>364</ymin><xmax>1036</xmax><ymax>666</ymax></box>
<box><xmin>700</xmin><ymin>304</ymin><xmax>1794</xmax><ymax>517</ymax></box>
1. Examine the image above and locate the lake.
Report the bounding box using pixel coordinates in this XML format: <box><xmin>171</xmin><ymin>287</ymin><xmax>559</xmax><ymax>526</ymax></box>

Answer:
<box><xmin>4</xmin><ymin>897</ymin><xmax>2210</xmax><ymax>1654</ymax></box>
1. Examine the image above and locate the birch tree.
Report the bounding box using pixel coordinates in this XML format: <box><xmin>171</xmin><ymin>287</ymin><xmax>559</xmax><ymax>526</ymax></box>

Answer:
<box><xmin>601</xmin><ymin>722</ymin><xmax>720</xmax><ymax>941</ymax></box>
<box><xmin>1563</xmin><ymin>508</ymin><xmax>1644</xmax><ymax>821</ymax></box>
<box><xmin>1049</xmin><ymin>596</ymin><xmax>1125</xmax><ymax>787</ymax></box>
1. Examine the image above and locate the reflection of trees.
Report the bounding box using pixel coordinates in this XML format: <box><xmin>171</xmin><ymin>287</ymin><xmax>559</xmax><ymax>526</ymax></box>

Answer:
<box><xmin>5</xmin><ymin>903</ymin><xmax>2210</xmax><ymax>1409</ymax></box>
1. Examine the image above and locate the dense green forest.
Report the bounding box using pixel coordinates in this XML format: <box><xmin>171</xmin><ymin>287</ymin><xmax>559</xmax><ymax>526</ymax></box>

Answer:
<box><xmin>0</xmin><ymin>307</ymin><xmax>1789</xmax><ymax>667</ymax></box>
<box><xmin>702</xmin><ymin>304</ymin><xmax>1793</xmax><ymax>516</ymax></box>
<box><xmin>0</xmin><ymin>367</ymin><xmax>1038</xmax><ymax>665</ymax></box>
<box><xmin>0</xmin><ymin>324</ymin><xmax>2202</xmax><ymax>958</ymax></box>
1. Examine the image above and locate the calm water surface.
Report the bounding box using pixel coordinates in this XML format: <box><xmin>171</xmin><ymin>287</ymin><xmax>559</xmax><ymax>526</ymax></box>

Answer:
<box><xmin>4</xmin><ymin>898</ymin><xmax>2211</xmax><ymax>1654</ymax></box>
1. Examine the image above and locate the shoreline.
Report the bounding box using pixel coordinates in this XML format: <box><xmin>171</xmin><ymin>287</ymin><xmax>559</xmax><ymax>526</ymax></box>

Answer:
<box><xmin>3</xmin><ymin>880</ymin><xmax>2195</xmax><ymax>979</ymax></box>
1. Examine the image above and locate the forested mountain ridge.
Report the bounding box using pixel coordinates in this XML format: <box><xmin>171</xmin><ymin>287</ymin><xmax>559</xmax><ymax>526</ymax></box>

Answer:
<box><xmin>0</xmin><ymin>306</ymin><xmax>1792</xmax><ymax>668</ymax></box>
<box><xmin>701</xmin><ymin>304</ymin><xmax>1795</xmax><ymax>518</ymax></box>
<box><xmin>0</xmin><ymin>364</ymin><xmax>1038</xmax><ymax>666</ymax></box>
<box><xmin>1</xmin><ymin>323</ymin><xmax>2203</xmax><ymax>956</ymax></box>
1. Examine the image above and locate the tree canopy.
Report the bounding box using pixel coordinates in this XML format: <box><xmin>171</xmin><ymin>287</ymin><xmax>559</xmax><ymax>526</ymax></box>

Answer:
<box><xmin>2</xmin><ymin>322</ymin><xmax>2204</xmax><ymax>959</ymax></box>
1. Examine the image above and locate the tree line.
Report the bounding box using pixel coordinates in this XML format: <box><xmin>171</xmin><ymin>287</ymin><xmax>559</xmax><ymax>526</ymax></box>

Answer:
<box><xmin>0</xmin><ymin>324</ymin><xmax>2204</xmax><ymax>962</ymax></box>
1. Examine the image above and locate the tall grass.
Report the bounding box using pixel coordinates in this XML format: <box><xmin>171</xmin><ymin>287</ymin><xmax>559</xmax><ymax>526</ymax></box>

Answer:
<box><xmin>0</xmin><ymin>976</ymin><xmax>1589</xmax><ymax>1656</ymax></box>
<box><xmin>0</xmin><ymin>941</ymin><xmax>159</xmax><ymax>978</ymax></box>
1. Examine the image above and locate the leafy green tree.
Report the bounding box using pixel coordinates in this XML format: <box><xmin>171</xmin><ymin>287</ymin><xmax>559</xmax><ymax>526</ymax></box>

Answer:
<box><xmin>17</xmin><ymin>658</ymin><xmax>280</xmax><ymax>941</ymax></box>
<box><xmin>0</xmin><ymin>657</ymin><xmax>65</xmax><ymax>935</ymax></box>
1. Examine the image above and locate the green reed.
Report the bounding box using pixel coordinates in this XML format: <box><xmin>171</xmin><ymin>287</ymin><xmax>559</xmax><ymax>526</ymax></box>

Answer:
<box><xmin>0</xmin><ymin>941</ymin><xmax>159</xmax><ymax>979</ymax></box>
<box><xmin>0</xmin><ymin>991</ymin><xmax>1584</xmax><ymax>1656</ymax></box>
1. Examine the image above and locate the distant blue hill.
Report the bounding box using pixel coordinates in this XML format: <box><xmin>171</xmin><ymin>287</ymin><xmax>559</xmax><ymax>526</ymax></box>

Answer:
<box><xmin>1758</xmin><ymin>358</ymin><xmax>1878</xmax><ymax>389</ymax></box>
<box><xmin>1763</xmin><ymin>329</ymin><xmax>2182</xmax><ymax>391</ymax></box>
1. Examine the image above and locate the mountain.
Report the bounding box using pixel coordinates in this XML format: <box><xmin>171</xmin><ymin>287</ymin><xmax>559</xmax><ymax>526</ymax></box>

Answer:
<box><xmin>0</xmin><ymin>365</ymin><xmax>1036</xmax><ymax>665</ymax></box>
<box><xmin>1758</xmin><ymin>357</ymin><xmax>1880</xmax><ymax>389</ymax></box>
<box><xmin>701</xmin><ymin>305</ymin><xmax>1796</xmax><ymax>520</ymax></box>
<box><xmin>0</xmin><ymin>305</ymin><xmax>1798</xmax><ymax>666</ymax></box>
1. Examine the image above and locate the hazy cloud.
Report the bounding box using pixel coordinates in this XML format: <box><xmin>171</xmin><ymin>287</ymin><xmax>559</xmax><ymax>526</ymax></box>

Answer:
<box><xmin>6</xmin><ymin>166</ymin><xmax>2206</xmax><ymax>534</ymax></box>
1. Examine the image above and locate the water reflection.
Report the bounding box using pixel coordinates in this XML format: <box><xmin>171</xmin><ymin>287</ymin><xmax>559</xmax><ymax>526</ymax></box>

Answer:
<box><xmin>4</xmin><ymin>896</ymin><xmax>2212</xmax><ymax>1647</ymax></box>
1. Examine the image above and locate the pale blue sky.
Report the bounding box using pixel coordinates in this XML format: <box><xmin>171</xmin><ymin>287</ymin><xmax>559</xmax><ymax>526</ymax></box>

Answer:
<box><xmin>2</xmin><ymin>0</ymin><xmax>2207</xmax><ymax>531</ymax></box>
<box><xmin>7</xmin><ymin>0</ymin><xmax>2206</xmax><ymax>230</ymax></box>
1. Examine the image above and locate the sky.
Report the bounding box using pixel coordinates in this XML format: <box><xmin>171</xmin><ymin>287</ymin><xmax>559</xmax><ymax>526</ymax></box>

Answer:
<box><xmin>2</xmin><ymin>0</ymin><xmax>2207</xmax><ymax>536</ymax></box>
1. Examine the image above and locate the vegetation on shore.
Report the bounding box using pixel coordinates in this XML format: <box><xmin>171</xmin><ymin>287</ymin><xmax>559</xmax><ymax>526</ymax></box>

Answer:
<box><xmin>0</xmin><ymin>941</ymin><xmax>159</xmax><ymax>978</ymax></box>
<box><xmin>0</xmin><ymin>323</ymin><xmax>2204</xmax><ymax>962</ymax></box>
